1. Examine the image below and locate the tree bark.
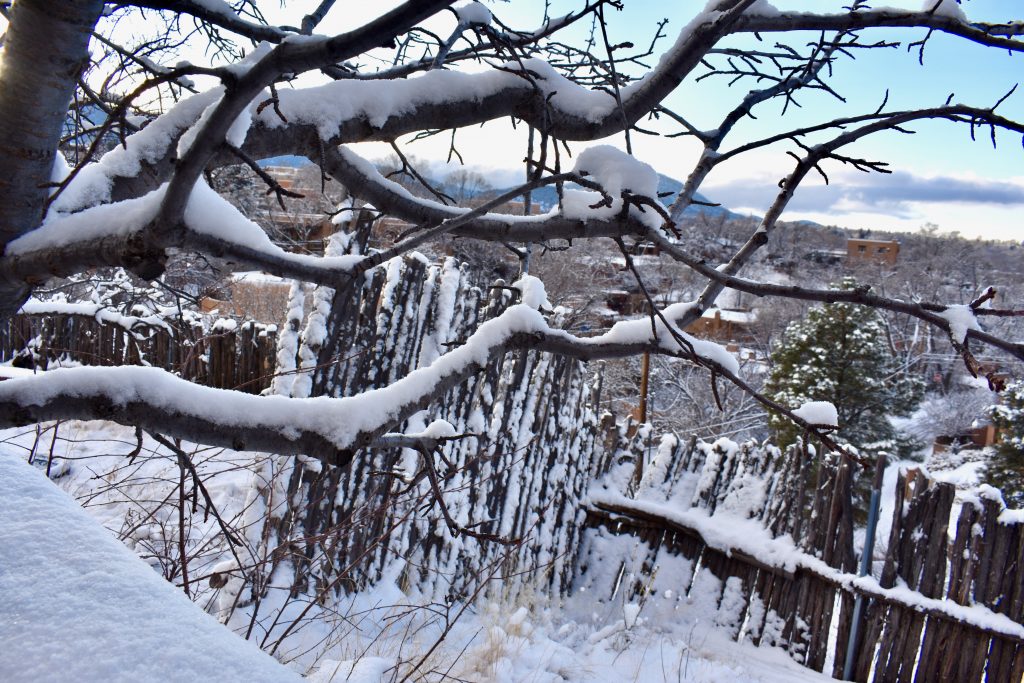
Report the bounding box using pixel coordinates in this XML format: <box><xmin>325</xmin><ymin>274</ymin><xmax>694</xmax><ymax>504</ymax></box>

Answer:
<box><xmin>0</xmin><ymin>0</ymin><xmax>104</xmax><ymax>316</ymax></box>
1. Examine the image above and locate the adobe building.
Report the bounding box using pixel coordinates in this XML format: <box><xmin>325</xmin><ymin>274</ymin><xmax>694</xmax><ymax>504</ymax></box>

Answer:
<box><xmin>847</xmin><ymin>238</ymin><xmax>900</xmax><ymax>265</ymax></box>
<box><xmin>685</xmin><ymin>307</ymin><xmax>757</xmax><ymax>343</ymax></box>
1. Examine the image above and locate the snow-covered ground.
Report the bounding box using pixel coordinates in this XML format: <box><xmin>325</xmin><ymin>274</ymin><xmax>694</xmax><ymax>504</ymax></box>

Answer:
<box><xmin>0</xmin><ymin>419</ymin><xmax>828</xmax><ymax>682</ymax></box>
<box><xmin>299</xmin><ymin>591</ymin><xmax>828</xmax><ymax>683</ymax></box>
<box><xmin>0</xmin><ymin>455</ymin><xmax>297</xmax><ymax>682</ymax></box>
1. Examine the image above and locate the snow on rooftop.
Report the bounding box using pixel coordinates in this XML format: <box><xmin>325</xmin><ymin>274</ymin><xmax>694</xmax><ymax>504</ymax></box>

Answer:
<box><xmin>702</xmin><ymin>307</ymin><xmax>757</xmax><ymax>324</ymax></box>
<box><xmin>0</xmin><ymin>456</ymin><xmax>299</xmax><ymax>682</ymax></box>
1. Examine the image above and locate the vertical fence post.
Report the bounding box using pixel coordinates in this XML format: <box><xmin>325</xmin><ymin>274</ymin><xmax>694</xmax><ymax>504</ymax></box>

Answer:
<box><xmin>843</xmin><ymin>453</ymin><xmax>887</xmax><ymax>681</ymax></box>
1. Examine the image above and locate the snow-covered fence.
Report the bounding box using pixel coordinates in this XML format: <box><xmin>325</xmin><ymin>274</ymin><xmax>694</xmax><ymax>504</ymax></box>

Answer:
<box><xmin>857</xmin><ymin>471</ymin><xmax>1024</xmax><ymax>683</ymax></box>
<box><xmin>0</xmin><ymin>310</ymin><xmax>278</xmax><ymax>393</ymax></box>
<box><xmin>578</xmin><ymin>435</ymin><xmax>1024</xmax><ymax>682</ymax></box>
<box><xmin>256</xmin><ymin>254</ymin><xmax>603</xmax><ymax>606</ymax></box>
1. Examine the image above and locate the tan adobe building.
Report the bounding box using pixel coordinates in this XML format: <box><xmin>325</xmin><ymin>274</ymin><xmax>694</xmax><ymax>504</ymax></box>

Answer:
<box><xmin>685</xmin><ymin>307</ymin><xmax>757</xmax><ymax>343</ymax></box>
<box><xmin>847</xmin><ymin>238</ymin><xmax>899</xmax><ymax>265</ymax></box>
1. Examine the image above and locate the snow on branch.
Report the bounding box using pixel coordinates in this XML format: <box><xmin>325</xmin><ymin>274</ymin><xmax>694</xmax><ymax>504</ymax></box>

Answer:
<box><xmin>4</xmin><ymin>146</ymin><xmax>670</xmax><ymax>297</ymax></box>
<box><xmin>49</xmin><ymin>88</ymin><xmax>223</xmax><ymax>215</ymax></box>
<box><xmin>320</xmin><ymin>146</ymin><xmax>663</xmax><ymax>243</ymax></box>
<box><xmin>792</xmin><ymin>401</ymin><xmax>839</xmax><ymax>429</ymax></box>
<box><xmin>1</xmin><ymin>0</ymin><xmax>1022</xmax><ymax>413</ymax></box>
<box><xmin>0</xmin><ymin>299</ymin><xmax>735</xmax><ymax>464</ymax></box>
<box><xmin>3</xmin><ymin>142</ymin><xmax>668</xmax><ymax>291</ymax></box>
<box><xmin>18</xmin><ymin>300</ymin><xmax>174</xmax><ymax>333</ymax></box>
<box><xmin>734</xmin><ymin>7</ymin><xmax>1024</xmax><ymax>53</ymax></box>
<box><xmin>939</xmin><ymin>304</ymin><xmax>981</xmax><ymax>346</ymax></box>
<box><xmin>32</xmin><ymin>5</ymin><xmax>1024</xmax><ymax>222</ymax></box>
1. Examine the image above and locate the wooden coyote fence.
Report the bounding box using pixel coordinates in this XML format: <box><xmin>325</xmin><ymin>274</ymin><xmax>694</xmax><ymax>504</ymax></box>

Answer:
<box><xmin>0</xmin><ymin>312</ymin><xmax>278</xmax><ymax>393</ymax></box>
<box><xmin>576</xmin><ymin>433</ymin><xmax>1024</xmax><ymax>682</ymax></box>
<box><xmin>255</xmin><ymin>255</ymin><xmax>606</xmax><ymax>605</ymax></box>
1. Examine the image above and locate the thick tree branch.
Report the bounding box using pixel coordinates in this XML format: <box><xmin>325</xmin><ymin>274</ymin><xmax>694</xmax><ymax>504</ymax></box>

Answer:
<box><xmin>33</xmin><ymin>4</ymin><xmax>1024</xmax><ymax>225</ymax></box>
<box><xmin>155</xmin><ymin>0</ymin><xmax>455</xmax><ymax>238</ymax></box>
<box><xmin>0</xmin><ymin>302</ymin><xmax>727</xmax><ymax>466</ymax></box>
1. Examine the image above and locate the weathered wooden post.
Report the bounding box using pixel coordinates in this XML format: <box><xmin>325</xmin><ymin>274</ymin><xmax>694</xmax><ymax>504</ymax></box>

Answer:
<box><xmin>843</xmin><ymin>453</ymin><xmax>887</xmax><ymax>680</ymax></box>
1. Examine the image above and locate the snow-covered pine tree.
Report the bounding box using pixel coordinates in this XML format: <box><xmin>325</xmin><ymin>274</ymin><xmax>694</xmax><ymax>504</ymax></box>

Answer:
<box><xmin>765</xmin><ymin>280</ymin><xmax>924</xmax><ymax>458</ymax></box>
<box><xmin>988</xmin><ymin>380</ymin><xmax>1024</xmax><ymax>506</ymax></box>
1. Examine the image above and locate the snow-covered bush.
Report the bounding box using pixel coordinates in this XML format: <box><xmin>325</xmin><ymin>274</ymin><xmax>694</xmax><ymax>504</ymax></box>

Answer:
<box><xmin>988</xmin><ymin>380</ymin><xmax>1024</xmax><ymax>505</ymax></box>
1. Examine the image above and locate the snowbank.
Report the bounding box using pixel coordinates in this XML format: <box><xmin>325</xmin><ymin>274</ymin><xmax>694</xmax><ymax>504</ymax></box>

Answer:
<box><xmin>0</xmin><ymin>456</ymin><xmax>299</xmax><ymax>682</ymax></box>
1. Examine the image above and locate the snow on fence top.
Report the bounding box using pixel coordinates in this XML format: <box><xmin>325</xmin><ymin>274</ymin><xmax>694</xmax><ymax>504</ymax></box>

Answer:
<box><xmin>580</xmin><ymin>431</ymin><xmax>1024</xmax><ymax>680</ymax></box>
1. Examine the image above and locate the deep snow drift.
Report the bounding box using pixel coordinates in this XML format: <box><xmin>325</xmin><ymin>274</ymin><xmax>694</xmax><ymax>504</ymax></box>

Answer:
<box><xmin>0</xmin><ymin>455</ymin><xmax>299</xmax><ymax>682</ymax></box>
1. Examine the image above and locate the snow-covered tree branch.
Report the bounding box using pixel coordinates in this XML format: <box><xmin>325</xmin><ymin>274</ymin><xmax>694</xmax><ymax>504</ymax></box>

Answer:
<box><xmin>0</xmin><ymin>0</ymin><xmax>1022</xmax><ymax>461</ymax></box>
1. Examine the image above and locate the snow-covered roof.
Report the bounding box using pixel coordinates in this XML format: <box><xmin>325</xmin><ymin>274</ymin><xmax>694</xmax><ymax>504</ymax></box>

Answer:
<box><xmin>228</xmin><ymin>270</ymin><xmax>290</xmax><ymax>284</ymax></box>
<box><xmin>702</xmin><ymin>307</ymin><xmax>757</xmax><ymax>324</ymax></box>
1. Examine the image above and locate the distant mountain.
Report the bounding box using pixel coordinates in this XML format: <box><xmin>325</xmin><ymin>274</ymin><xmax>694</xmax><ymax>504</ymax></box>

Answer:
<box><xmin>251</xmin><ymin>157</ymin><xmax>756</xmax><ymax>223</ymax></box>
<box><xmin>655</xmin><ymin>174</ymin><xmax>753</xmax><ymax>222</ymax></box>
<box><xmin>493</xmin><ymin>173</ymin><xmax>753</xmax><ymax>222</ymax></box>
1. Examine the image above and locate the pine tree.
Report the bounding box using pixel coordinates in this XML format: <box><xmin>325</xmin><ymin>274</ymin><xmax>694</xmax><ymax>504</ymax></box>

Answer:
<box><xmin>765</xmin><ymin>284</ymin><xmax>924</xmax><ymax>457</ymax></box>
<box><xmin>988</xmin><ymin>380</ymin><xmax>1024</xmax><ymax>506</ymax></box>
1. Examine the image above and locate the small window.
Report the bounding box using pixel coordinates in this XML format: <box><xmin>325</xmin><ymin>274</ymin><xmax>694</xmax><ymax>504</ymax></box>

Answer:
<box><xmin>858</xmin><ymin>245</ymin><xmax>866</xmax><ymax>253</ymax></box>
<box><xmin>878</xmin><ymin>247</ymin><xmax>889</xmax><ymax>253</ymax></box>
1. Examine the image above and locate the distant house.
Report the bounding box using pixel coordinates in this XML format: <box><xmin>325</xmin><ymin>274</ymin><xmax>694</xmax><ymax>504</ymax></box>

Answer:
<box><xmin>366</xmin><ymin>195</ymin><xmax>545</xmax><ymax>249</ymax></box>
<box><xmin>686</xmin><ymin>307</ymin><xmax>757</xmax><ymax>342</ymax></box>
<box><xmin>261</xmin><ymin>165</ymin><xmax>302</xmax><ymax>191</ymax></box>
<box><xmin>261</xmin><ymin>166</ymin><xmax>337</xmax><ymax>253</ymax></box>
<box><xmin>264</xmin><ymin>211</ymin><xmax>335</xmax><ymax>252</ymax></box>
<box><xmin>200</xmin><ymin>271</ymin><xmax>292</xmax><ymax>323</ymax></box>
<box><xmin>847</xmin><ymin>238</ymin><xmax>899</xmax><ymax>265</ymax></box>
<box><xmin>468</xmin><ymin>197</ymin><xmax>547</xmax><ymax>216</ymax></box>
<box><xmin>605</xmin><ymin>290</ymin><xmax>648</xmax><ymax>316</ymax></box>
<box><xmin>933</xmin><ymin>423</ymin><xmax>999</xmax><ymax>454</ymax></box>
<box><xmin>805</xmin><ymin>248</ymin><xmax>846</xmax><ymax>266</ymax></box>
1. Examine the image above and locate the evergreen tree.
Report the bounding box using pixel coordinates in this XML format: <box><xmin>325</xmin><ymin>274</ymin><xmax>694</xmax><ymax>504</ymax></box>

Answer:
<box><xmin>765</xmin><ymin>284</ymin><xmax>924</xmax><ymax>457</ymax></box>
<box><xmin>988</xmin><ymin>380</ymin><xmax>1024</xmax><ymax>506</ymax></box>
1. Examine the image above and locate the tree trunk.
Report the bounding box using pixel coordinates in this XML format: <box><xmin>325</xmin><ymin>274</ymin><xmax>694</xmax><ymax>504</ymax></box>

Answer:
<box><xmin>0</xmin><ymin>0</ymin><xmax>104</xmax><ymax>317</ymax></box>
